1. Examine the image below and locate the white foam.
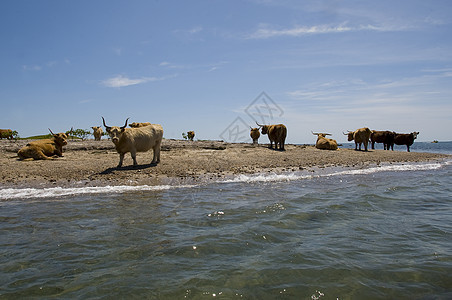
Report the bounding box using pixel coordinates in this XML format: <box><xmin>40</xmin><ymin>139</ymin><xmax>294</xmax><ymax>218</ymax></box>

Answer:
<box><xmin>220</xmin><ymin>161</ymin><xmax>447</xmax><ymax>184</ymax></box>
<box><xmin>0</xmin><ymin>184</ymin><xmax>195</xmax><ymax>200</ymax></box>
<box><xmin>1</xmin><ymin>161</ymin><xmax>449</xmax><ymax>200</ymax></box>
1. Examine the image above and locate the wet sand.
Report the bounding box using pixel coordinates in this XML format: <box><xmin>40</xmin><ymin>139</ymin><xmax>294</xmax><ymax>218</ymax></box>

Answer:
<box><xmin>0</xmin><ymin>139</ymin><xmax>449</xmax><ymax>188</ymax></box>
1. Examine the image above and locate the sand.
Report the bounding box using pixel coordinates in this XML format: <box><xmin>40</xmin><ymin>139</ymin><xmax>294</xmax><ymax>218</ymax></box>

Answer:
<box><xmin>0</xmin><ymin>138</ymin><xmax>449</xmax><ymax>188</ymax></box>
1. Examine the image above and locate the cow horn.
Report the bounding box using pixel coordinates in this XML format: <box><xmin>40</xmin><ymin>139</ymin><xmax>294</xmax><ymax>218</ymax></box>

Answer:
<box><xmin>312</xmin><ymin>131</ymin><xmax>319</xmax><ymax>135</ymax></box>
<box><xmin>343</xmin><ymin>131</ymin><xmax>348</xmax><ymax>135</ymax></box>
<box><xmin>121</xmin><ymin>117</ymin><xmax>130</xmax><ymax>130</ymax></box>
<box><xmin>48</xmin><ymin>128</ymin><xmax>55</xmax><ymax>136</ymax></box>
<box><xmin>102</xmin><ymin>117</ymin><xmax>111</xmax><ymax>131</ymax></box>
<box><xmin>256</xmin><ymin>121</ymin><xmax>263</xmax><ymax>128</ymax></box>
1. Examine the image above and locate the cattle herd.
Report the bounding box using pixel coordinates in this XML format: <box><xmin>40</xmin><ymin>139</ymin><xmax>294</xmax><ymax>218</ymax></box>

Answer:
<box><xmin>1</xmin><ymin>119</ymin><xmax>419</xmax><ymax>167</ymax></box>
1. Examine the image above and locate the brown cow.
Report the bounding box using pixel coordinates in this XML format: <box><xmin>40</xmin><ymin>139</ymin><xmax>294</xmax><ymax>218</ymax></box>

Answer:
<box><xmin>129</xmin><ymin>122</ymin><xmax>152</xmax><ymax>128</ymax></box>
<box><xmin>344</xmin><ymin>127</ymin><xmax>372</xmax><ymax>151</ymax></box>
<box><xmin>394</xmin><ymin>132</ymin><xmax>419</xmax><ymax>152</ymax></box>
<box><xmin>187</xmin><ymin>131</ymin><xmax>195</xmax><ymax>141</ymax></box>
<box><xmin>18</xmin><ymin>129</ymin><xmax>68</xmax><ymax>160</ymax></box>
<box><xmin>91</xmin><ymin>126</ymin><xmax>103</xmax><ymax>141</ymax></box>
<box><xmin>312</xmin><ymin>132</ymin><xmax>338</xmax><ymax>150</ymax></box>
<box><xmin>256</xmin><ymin>122</ymin><xmax>287</xmax><ymax>150</ymax></box>
<box><xmin>370</xmin><ymin>130</ymin><xmax>395</xmax><ymax>150</ymax></box>
<box><xmin>103</xmin><ymin>117</ymin><xmax>163</xmax><ymax>168</ymax></box>
<box><xmin>250</xmin><ymin>127</ymin><xmax>260</xmax><ymax>145</ymax></box>
<box><xmin>0</xmin><ymin>129</ymin><xmax>13</xmax><ymax>140</ymax></box>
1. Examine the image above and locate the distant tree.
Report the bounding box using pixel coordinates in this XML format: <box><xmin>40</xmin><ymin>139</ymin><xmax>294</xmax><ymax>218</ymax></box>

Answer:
<box><xmin>11</xmin><ymin>130</ymin><xmax>19</xmax><ymax>140</ymax></box>
<box><xmin>66</xmin><ymin>128</ymin><xmax>91</xmax><ymax>140</ymax></box>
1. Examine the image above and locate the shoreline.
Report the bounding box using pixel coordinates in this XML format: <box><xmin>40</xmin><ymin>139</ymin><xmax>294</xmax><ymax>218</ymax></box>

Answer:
<box><xmin>1</xmin><ymin>139</ymin><xmax>450</xmax><ymax>189</ymax></box>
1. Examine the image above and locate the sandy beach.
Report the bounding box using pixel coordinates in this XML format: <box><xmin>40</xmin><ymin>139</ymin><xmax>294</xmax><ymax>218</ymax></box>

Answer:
<box><xmin>0</xmin><ymin>138</ymin><xmax>449</xmax><ymax>188</ymax></box>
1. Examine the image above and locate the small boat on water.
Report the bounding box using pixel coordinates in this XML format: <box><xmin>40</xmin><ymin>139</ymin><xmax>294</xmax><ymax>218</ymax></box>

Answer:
<box><xmin>432</xmin><ymin>140</ymin><xmax>439</xmax><ymax>143</ymax></box>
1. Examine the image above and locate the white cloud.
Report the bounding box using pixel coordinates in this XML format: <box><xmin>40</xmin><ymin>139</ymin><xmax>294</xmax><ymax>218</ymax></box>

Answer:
<box><xmin>22</xmin><ymin>65</ymin><xmax>42</xmax><ymax>71</ymax></box>
<box><xmin>247</xmin><ymin>22</ymin><xmax>407</xmax><ymax>39</ymax></box>
<box><xmin>101</xmin><ymin>74</ymin><xmax>176</xmax><ymax>88</ymax></box>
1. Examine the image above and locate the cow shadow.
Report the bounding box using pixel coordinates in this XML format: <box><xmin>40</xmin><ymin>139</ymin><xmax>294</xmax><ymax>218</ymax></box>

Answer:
<box><xmin>100</xmin><ymin>163</ymin><xmax>158</xmax><ymax>175</ymax></box>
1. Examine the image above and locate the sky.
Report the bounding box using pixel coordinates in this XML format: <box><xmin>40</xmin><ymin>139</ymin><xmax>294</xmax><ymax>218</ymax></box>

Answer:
<box><xmin>1</xmin><ymin>0</ymin><xmax>451</xmax><ymax>143</ymax></box>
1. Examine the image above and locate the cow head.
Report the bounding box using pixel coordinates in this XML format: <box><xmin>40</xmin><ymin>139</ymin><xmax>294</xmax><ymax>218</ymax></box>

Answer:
<box><xmin>256</xmin><ymin>122</ymin><xmax>269</xmax><ymax>135</ymax></box>
<box><xmin>312</xmin><ymin>132</ymin><xmax>331</xmax><ymax>138</ymax></box>
<box><xmin>343</xmin><ymin>131</ymin><xmax>354</xmax><ymax>141</ymax></box>
<box><xmin>412</xmin><ymin>131</ymin><xmax>420</xmax><ymax>139</ymax></box>
<box><xmin>49</xmin><ymin>128</ymin><xmax>68</xmax><ymax>146</ymax></box>
<box><xmin>102</xmin><ymin>117</ymin><xmax>129</xmax><ymax>145</ymax></box>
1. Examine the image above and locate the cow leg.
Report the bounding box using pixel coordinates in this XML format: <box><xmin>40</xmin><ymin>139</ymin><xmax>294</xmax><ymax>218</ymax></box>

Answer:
<box><xmin>118</xmin><ymin>153</ymin><xmax>125</xmax><ymax>168</ymax></box>
<box><xmin>364</xmin><ymin>141</ymin><xmax>368</xmax><ymax>151</ymax></box>
<box><xmin>372</xmin><ymin>141</ymin><xmax>375</xmax><ymax>150</ymax></box>
<box><xmin>130</xmin><ymin>149</ymin><xmax>138</xmax><ymax>166</ymax></box>
<box><xmin>152</xmin><ymin>140</ymin><xmax>161</xmax><ymax>164</ymax></box>
<box><xmin>407</xmin><ymin>145</ymin><xmax>410</xmax><ymax>152</ymax></box>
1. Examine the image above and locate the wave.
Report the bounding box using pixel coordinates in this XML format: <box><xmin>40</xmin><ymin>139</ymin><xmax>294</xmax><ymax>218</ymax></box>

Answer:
<box><xmin>1</xmin><ymin>160</ymin><xmax>449</xmax><ymax>200</ymax></box>
<box><xmin>222</xmin><ymin>161</ymin><xmax>447</xmax><ymax>183</ymax></box>
<box><xmin>0</xmin><ymin>184</ymin><xmax>195</xmax><ymax>201</ymax></box>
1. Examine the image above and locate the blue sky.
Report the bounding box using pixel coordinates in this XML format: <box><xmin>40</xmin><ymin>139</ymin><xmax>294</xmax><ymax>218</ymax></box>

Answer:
<box><xmin>1</xmin><ymin>0</ymin><xmax>451</xmax><ymax>143</ymax></box>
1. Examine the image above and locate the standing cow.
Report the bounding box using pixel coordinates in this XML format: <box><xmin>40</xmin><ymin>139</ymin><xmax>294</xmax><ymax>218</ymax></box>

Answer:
<box><xmin>18</xmin><ymin>129</ymin><xmax>68</xmax><ymax>160</ymax></box>
<box><xmin>394</xmin><ymin>132</ymin><xmax>419</xmax><ymax>152</ymax></box>
<box><xmin>91</xmin><ymin>126</ymin><xmax>103</xmax><ymax>141</ymax></box>
<box><xmin>187</xmin><ymin>131</ymin><xmax>195</xmax><ymax>141</ymax></box>
<box><xmin>250</xmin><ymin>127</ymin><xmax>260</xmax><ymax>145</ymax></box>
<box><xmin>256</xmin><ymin>122</ymin><xmax>287</xmax><ymax>151</ymax></box>
<box><xmin>370</xmin><ymin>130</ymin><xmax>395</xmax><ymax>150</ymax></box>
<box><xmin>344</xmin><ymin>127</ymin><xmax>372</xmax><ymax>151</ymax></box>
<box><xmin>312</xmin><ymin>132</ymin><xmax>338</xmax><ymax>150</ymax></box>
<box><xmin>103</xmin><ymin>117</ymin><xmax>163</xmax><ymax>168</ymax></box>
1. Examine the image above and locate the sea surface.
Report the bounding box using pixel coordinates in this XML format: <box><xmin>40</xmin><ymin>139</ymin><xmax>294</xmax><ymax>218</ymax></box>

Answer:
<box><xmin>1</xmin><ymin>142</ymin><xmax>452</xmax><ymax>299</ymax></box>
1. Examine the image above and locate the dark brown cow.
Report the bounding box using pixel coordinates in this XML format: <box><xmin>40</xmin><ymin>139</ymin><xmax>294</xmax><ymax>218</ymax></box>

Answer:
<box><xmin>250</xmin><ymin>127</ymin><xmax>260</xmax><ymax>145</ymax></box>
<box><xmin>256</xmin><ymin>122</ymin><xmax>287</xmax><ymax>150</ymax></box>
<box><xmin>370</xmin><ymin>130</ymin><xmax>395</xmax><ymax>150</ymax></box>
<box><xmin>0</xmin><ymin>129</ymin><xmax>13</xmax><ymax>140</ymax></box>
<box><xmin>394</xmin><ymin>132</ymin><xmax>419</xmax><ymax>152</ymax></box>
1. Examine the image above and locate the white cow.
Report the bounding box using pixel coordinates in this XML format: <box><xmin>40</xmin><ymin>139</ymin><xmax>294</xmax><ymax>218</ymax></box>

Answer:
<box><xmin>102</xmin><ymin>117</ymin><xmax>163</xmax><ymax>168</ymax></box>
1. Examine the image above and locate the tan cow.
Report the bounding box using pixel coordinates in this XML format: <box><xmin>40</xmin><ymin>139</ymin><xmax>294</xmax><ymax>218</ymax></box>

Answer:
<box><xmin>129</xmin><ymin>122</ymin><xmax>152</xmax><ymax>128</ymax></box>
<box><xmin>18</xmin><ymin>129</ymin><xmax>68</xmax><ymax>160</ymax></box>
<box><xmin>312</xmin><ymin>132</ymin><xmax>338</xmax><ymax>150</ymax></box>
<box><xmin>91</xmin><ymin>126</ymin><xmax>103</xmax><ymax>141</ymax></box>
<box><xmin>256</xmin><ymin>122</ymin><xmax>287</xmax><ymax>150</ymax></box>
<box><xmin>187</xmin><ymin>131</ymin><xmax>195</xmax><ymax>141</ymax></box>
<box><xmin>103</xmin><ymin>117</ymin><xmax>163</xmax><ymax>168</ymax></box>
<box><xmin>250</xmin><ymin>127</ymin><xmax>260</xmax><ymax>145</ymax></box>
<box><xmin>0</xmin><ymin>129</ymin><xmax>13</xmax><ymax>140</ymax></box>
<box><xmin>344</xmin><ymin>127</ymin><xmax>372</xmax><ymax>151</ymax></box>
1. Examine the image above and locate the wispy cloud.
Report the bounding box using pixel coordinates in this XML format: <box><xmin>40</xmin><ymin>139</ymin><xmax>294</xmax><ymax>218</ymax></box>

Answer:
<box><xmin>101</xmin><ymin>74</ymin><xmax>173</xmax><ymax>88</ymax></box>
<box><xmin>247</xmin><ymin>22</ymin><xmax>407</xmax><ymax>39</ymax></box>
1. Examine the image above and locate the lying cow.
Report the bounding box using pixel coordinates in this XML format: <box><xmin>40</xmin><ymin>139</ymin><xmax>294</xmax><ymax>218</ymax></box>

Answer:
<box><xmin>91</xmin><ymin>126</ymin><xmax>103</xmax><ymax>141</ymax></box>
<box><xmin>250</xmin><ymin>127</ymin><xmax>260</xmax><ymax>145</ymax></box>
<box><xmin>256</xmin><ymin>122</ymin><xmax>287</xmax><ymax>150</ymax></box>
<box><xmin>129</xmin><ymin>122</ymin><xmax>152</xmax><ymax>128</ymax></box>
<box><xmin>0</xmin><ymin>129</ymin><xmax>13</xmax><ymax>140</ymax></box>
<box><xmin>370</xmin><ymin>130</ymin><xmax>395</xmax><ymax>150</ymax></box>
<box><xmin>187</xmin><ymin>131</ymin><xmax>195</xmax><ymax>141</ymax></box>
<box><xmin>103</xmin><ymin>117</ymin><xmax>163</xmax><ymax>168</ymax></box>
<box><xmin>312</xmin><ymin>132</ymin><xmax>338</xmax><ymax>150</ymax></box>
<box><xmin>18</xmin><ymin>129</ymin><xmax>68</xmax><ymax>160</ymax></box>
<box><xmin>344</xmin><ymin>127</ymin><xmax>372</xmax><ymax>151</ymax></box>
<box><xmin>394</xmin><ymin>132</ymin><xmax>419</xmax><ymax>152</ymax></box>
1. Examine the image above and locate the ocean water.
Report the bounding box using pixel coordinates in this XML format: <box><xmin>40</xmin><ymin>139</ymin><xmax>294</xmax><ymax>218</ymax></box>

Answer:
<box><xmin>1</xmin><ymin>143</ymin><xmax>451</xmax><ymax>299</ymax></box>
